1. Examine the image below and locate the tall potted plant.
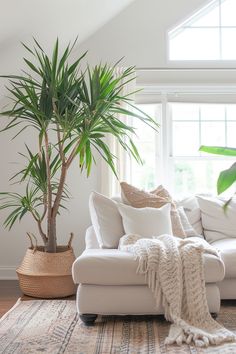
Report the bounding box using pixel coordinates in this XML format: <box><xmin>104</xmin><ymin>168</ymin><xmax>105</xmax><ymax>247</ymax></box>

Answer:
<box><xmin>0</xmin><ymin>39</ymin><xmax>158</xmax><ymax>298</ymax></box>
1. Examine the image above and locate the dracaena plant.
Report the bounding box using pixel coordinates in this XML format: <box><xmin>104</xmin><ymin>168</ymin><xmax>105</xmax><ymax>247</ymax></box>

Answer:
<box><xmin>199</xmin><ymin>146</ymin><xmax>236</xmax><ymax>204</ymax></box>
<box><xmin>0</xmin><ymin>39</ymin><xmax>158</xmax><ymax>253</ymax></box>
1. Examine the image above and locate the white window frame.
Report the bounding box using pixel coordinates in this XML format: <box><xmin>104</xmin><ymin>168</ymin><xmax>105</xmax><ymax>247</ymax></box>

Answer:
<box><xmin>134</xmin><ymin>86</ymin><xmax>236</xmax><ymax>195</ymax></box>
<box><xmin>167</xmin><ymin>0</ymin><xmax>236</xmax><ymax>62</ymax></box>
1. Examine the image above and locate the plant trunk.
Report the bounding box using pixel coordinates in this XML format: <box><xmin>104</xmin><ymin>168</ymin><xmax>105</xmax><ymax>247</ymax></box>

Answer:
<box><xmin>46</xmin><ymin>218</ymin><xmax>57</xmax><ymax>253</ymax></box>
<box><xmin>52</xmin><ymin>163</ymin><xmax>67</xmax><ymax>219</ymax></box>
<box><xmin>44</xmin><ymin>132</ymin><xmax>54</xmax><ymax>252</ymax></box>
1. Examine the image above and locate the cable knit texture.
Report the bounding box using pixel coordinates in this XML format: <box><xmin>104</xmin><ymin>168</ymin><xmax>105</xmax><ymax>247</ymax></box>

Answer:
<box><xmin>119</xmin><ymin>233</ymin><xmax>236</xmax><ymax>348</ymax></box>
<box><xmin>120</xmin><ymin>182</ymin><xmax>186</xmax><ymax>238</ymax></box>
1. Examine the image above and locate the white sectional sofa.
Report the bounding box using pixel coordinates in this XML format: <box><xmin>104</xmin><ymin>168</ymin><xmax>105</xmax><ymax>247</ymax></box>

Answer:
<box><xmin>72</xmin><ymin>193</ymin><xmax>236</xmax><ymax>325</ymax></box>
<box><xmin>212</xmin><ymin>238</ymin><xmax>236</xmax><ymax>299</ymax></box>
<box><xmin>73</xmin><ymin>227</ymin><xmax>225</xmax><ymax>325</ymax></box>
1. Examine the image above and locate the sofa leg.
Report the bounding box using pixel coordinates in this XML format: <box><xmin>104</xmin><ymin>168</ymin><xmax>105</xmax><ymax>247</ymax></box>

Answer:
<box><xmin>211</xmin><ymin>313</ymin><xmax>218</xmax><ymax>319</ymax></box>
<box><xmin>80</xmin><ymin>314</ymin><xmax>98</xmax><ymax>326</ymax></box>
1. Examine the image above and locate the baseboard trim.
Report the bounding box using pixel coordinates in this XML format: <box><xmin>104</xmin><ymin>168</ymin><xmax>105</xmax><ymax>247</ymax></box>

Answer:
<box><xmin>0</xmin><ymin>266</ymin><xmax>17</xmax><ymax>280</ymax></box>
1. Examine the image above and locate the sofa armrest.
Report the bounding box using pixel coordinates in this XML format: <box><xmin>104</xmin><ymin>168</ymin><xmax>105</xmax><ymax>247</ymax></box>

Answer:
<box><xmin>85</xmin><ymin>225</ymin><xmax>100</xmax><ymax>249</ymax></box>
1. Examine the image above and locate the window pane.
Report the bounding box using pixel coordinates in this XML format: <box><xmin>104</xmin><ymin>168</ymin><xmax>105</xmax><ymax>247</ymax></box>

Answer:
<box><xmin>130</xmin><ymin>104</ymin><xmax>159</xmax><ymax>191</ymax></box>
<box><xmin>221</xmin><ymin>0</ymin><xmax>236</xmax><ymax>26</ymax></box>
<box><xmin>169</xmin><ymin>28</ymin><xmax>220</xmax><ymax>60</ymax></box>
<box><xmin>226</xmin><ymin>105</ymin><xmax>236</xmax><ymax>120</ymax></box>
<box><xmin>172</xmin><ymin>103</ymin><xmax>199</xmax><ymax>120</ymax></box>
<box><xmin>133</xmin><ymin>104</ymin><xmax>160</xmax><ymax>143</ymax></box>
<box><xmin>201</xmin><ymin>122</ymin><xmax>225</xmax><ymax>146</ymax></box>
<box><xmin>227</xmin><ymin>122</ymin><xmax>236</xmax><ymax>147</ymax></box>
<box><xmin>173</xmin><ymin>122</ymin><xmax>199</xmax><ymax>156</ymax></box>
<box><xmin>128</xmin><ymin>102</ymin><xmax>236</xmax><ymax>200</ymax></box>
<box><xmin>200</xmin><ymin>104</ymin><xmax>225</xmax><ymax>120</ymax></box>
<box><xmin>137</xmin><ymin>104</ymin><xmax>157</xmax><ymax>118</ymax></box>
<box><xmin>133</xmin><ymin>119</ymin><xmax>156</xmax><ymax>143</ymax></box>
<box><xmin>190</xmin><ymin>4</ymin><xmax>219</xmax><ymax>27</ymax></box>
<box><xmin>132</xmin><ymin>105</ymin><xmax>157</xmax><ymax>142</ymax></box>
<box><xmin>174</xmin><ymin>160</ymin><xmax>235</xmax><ymax>197</ymax></box>
<box><xmin>169</xmin><ymin>0</ymin><xmax>236</xmax><ymax>61</ymax></box>
<box><xmin>222</xmin><ymin>28</ymin><xmax>236</xmax><ymax>60</ymax></box>
<box><xmin>130</xmin><ymin>142</ymin><xmax>156</xmax><ymax>190</ymax></box>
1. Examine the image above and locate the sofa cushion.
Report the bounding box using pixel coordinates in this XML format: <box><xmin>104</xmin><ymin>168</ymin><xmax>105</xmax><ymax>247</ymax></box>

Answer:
<box><xmin>117</xmin><ymin>203</ymin><xmax>172</xmax><ymax>237</ymax></box>
<box><xmin>197</xmin><ymin>195</ymin><xmax>236</xmax><ymax>243</ymax></box>
<box><xmin>89</xmin><ymin>191</ymin><xmax>124</xmax><ymax>249</ymax></box>
<box><xmin>177</xmin><ymin>196</ymin><xmax>203</xmax><ymax>236</ymax></box>
<box><xmin>120</xmin><ymin>182</ymin><xmax>186</xmax><ymax>238</ymax></box>
<box><xmin>211</xmin><ymin>238</ymin><xmax>236</xmax><ymax>279</ymax></box>
<box><xmin>85</xmin><ymin>226</ymin><xmax>99</xmax><ymax>249</ymax></box>
<box><xmin>177</xmin><ymin>206</ymin><xmax>199</xmax><ymax>238</ymax></box>
<box><xmin>72</xmin><ymin>239</ymin><xmax>225</xmax><ymax>285</ymax></box>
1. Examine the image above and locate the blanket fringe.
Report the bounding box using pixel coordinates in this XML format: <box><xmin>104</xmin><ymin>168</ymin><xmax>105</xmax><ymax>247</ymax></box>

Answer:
<box><xmin>165</xmin><ymin>323</ymin><xmax>236</xmax><ymax>347</ymax></box>
<box><xmin>119</xmin><ymin>233</ymin><xmax>236</xmax><ymax>348</ymax></box>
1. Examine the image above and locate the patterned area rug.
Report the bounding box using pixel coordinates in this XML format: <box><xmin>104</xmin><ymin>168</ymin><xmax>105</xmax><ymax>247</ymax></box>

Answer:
<box><xmin>0</xmin><ymin>300</ymin><xmax>236</xmax><ymax>354</ymax></box>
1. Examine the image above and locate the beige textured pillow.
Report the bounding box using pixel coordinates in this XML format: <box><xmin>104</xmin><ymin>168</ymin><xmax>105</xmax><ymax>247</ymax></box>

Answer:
<box><xmin>120</xmin><ymin>182</ymin><xmax>186</xmax><ymax>239</ymax></box>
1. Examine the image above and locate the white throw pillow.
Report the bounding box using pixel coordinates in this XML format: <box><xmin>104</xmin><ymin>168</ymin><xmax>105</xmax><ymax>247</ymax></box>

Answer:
<box><xmin>120</xmin><ymin>182</ymin><xmax>186</xmax><ymax>238</ymax></box>
<box><xmin>117</xmin><ymin>203</ymin><xmax>172</xmax><ymax>237</ymax></box>
<box><xmin>177</xmin><ymin>196</ymin><xmax>203</xmax><ymax>236</ymax></box>
<box><xmin>89</xmin><ymin>192</ymin><xmax>124</xmax><ymax>249</ymax></box>
<box><xmin>197</xmin><ymin>195</ymin><xmax>236</xmax><ymax>244</ymax></box>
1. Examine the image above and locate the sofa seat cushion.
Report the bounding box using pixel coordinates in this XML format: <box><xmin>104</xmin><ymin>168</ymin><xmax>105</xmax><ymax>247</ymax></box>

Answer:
<box><xmin>211</xmin><ymin>238</ymin><xmax>236</xmax><ymax>278</ymax></box>
<box><xmin>72</xmin><ymin>244</ymin><xmax>225</xmax><ymax>285</ymax></box>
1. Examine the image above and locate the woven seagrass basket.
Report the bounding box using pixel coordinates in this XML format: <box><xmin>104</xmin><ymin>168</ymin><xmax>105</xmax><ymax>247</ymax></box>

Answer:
<box><xmin>16</xmin><ymin>246</ymin><xmax>76</xmax><ymax>298</ymax></box>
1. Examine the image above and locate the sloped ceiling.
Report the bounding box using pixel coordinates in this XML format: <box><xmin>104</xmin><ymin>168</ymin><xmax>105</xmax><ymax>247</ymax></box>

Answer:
<box><xmin>0</xmin><ymin>0</ymin><xmax>136</xmax><ymax>95</ymax></box>
<box><xmin>0</xmin><ymin>0</ymin><xmax>135</xmax><ymax>60</ymax></box>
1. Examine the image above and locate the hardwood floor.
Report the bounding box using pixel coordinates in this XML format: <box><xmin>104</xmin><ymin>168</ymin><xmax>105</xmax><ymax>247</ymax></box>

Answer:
<box><xmin>0</xmin><ymin>280</ymin><xmax>76</xmax><ymax>318</ymax></box>
<box><xmin>0</xmin><ymin>280</ymin><xmax>22</xmax><ymax>318</ymax></box>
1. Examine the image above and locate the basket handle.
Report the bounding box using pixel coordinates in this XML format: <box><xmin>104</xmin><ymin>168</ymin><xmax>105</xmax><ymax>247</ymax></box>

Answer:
<box><xmin>26</xmin><ymin>232</ymin><xmax>38</xmax><ymax>253</ymax></box>
<box><xmin>68</xmin><ymin>232</ymin><xmax>74</xmax><ymax>248</ymax></box>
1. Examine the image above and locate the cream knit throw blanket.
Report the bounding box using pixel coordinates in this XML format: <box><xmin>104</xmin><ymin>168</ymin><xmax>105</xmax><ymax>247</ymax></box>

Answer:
<box><xmin>119</xmin><ymin>234</ymin><xmax>235</xmax><ymax>348</ymax></box>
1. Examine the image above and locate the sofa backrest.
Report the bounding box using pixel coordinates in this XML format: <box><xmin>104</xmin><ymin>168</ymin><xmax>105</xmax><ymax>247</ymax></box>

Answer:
<box><xmin>86</xmin><ymin>195</ymin><xmax>205</xmax><ymax>250</ymax></box>
<box><xmin>85</xmin><ymin>225</ymin><xmax>100</xmax><ymax>249</ymax></box>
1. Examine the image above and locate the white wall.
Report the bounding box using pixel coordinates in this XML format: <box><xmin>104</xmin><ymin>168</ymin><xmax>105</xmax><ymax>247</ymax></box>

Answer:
<box><xmin>79</xmin><ymin>0</ymin><xmax>207</xmax><ymax>67</ymax></box>
<box><xmin>1</xmin><ymin>0</ymin><xmax>236</xmax><ymax>279</ymax></box>
<box><xmin>79</xmin><ymin>0</ymin><xmax>236</xmax><ymax>84</ymax></box>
